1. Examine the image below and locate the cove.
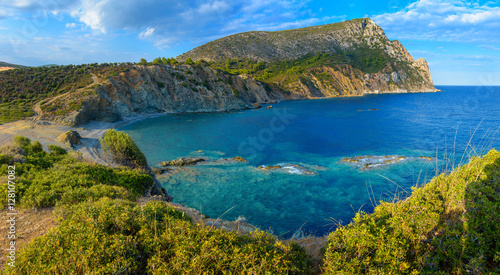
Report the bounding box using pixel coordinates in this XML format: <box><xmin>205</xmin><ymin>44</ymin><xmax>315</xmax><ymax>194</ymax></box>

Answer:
<box><xmin>121</xmin><ymin>86</ymin><xmax>500</xmax><ymax>238</ymax></box>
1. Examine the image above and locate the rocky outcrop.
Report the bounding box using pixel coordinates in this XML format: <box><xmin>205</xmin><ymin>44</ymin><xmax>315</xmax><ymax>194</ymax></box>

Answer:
<box><xmin>56</xmin><ymin>130</ymin><xmax>82</xmax><ymax>147</ymax></box>
<box><xmin>39</xmin><ymin>64</ymin><xmax>279</xmax><ymax>126</ymax></box>
<box><xmin>179</xmin><ymin>19</ymin><xmax>394</xmax><ymax>62</ymax></box>
<box><xmin>179</xmin><ymin>18</ymin><xmax>438</xmax><ymax>97</ymax></box>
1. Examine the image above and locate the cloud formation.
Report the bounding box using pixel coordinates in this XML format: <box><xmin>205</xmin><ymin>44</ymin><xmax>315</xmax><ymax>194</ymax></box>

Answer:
<box><xmin>1</xmin><ymin>0</ymin><xmax>334</xmax><ymax>48</ymax></box>
<box><xmin>373</xmin><ymin>0</ymin><xmax>500</xmax><ymax>42</ymax></box>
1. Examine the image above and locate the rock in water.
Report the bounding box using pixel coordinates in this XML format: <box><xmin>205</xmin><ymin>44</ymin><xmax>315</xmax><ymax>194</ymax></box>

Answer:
<box><xmin>56</xmin><ymin>130</ymin><xmax>82</xmax><ymax>147</ymax></box>
<box><xmin>258</xmin><ymin>165</ymin><xmax>282</xmax><ymax>170</ymax></box>
<box><xmin>252</xmin><ymin>102</ymin><xmax>262</xmax><ymax>109</ymax></box>
<box><xmin>257</xmin><ymin>163</ymin><xmax>316</xmax><ymax>175</ymax></box>
<box><xmin>160</xmin><ymin>157</ymin><xmax>207</xmax><ymax>166</ymax></box>
<box><xmin>232</xmin><ymin>156</ymin><xmax>248</xmax><ymax>162</ymax></box>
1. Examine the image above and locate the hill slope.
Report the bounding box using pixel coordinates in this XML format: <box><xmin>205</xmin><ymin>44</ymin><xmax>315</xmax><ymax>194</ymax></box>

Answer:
<box><xmin>1</xmin><ymin>18</ymin><xmax>438</xmax><ymax>126</ymax></box>
<box><xmin>179</xmin><ymin>18</ymin><xmax>437</xmax><ymax>96</ymax></box>
<box><xmin>0</xmin><ymin>61</ymin><xmax>25</xmax><ymax>71</ymax></box>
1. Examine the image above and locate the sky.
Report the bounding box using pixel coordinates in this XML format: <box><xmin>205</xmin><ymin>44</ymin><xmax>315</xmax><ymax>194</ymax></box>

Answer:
<box><xmin>0</xmin><ymin>0</ymin><xmax>499</xmax><ymax>85</ymax></box>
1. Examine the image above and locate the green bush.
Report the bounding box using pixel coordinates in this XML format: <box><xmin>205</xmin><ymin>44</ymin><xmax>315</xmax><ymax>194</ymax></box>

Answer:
<box><xmin>100</xmin><ymin>129</ymin><xmax>147</xmax><ymax>168</ymax></box>
<box><xmin>7</xmin><ymin>199</ymin><xmax>311</xmax><ymax>275</ymax></box>
<box><xmin>324</xmin><ymin>149</ymin><xmax>500</xmax><ymax>274</ymax></box>
<box><xmin>48</xmin><ymin>144</ymin><xmax>67</xmax><ymax>156</ymax></box>
<box><xmin>0</xmin><ymin>136</ymin><xmax>153</xmax><ymax>209</ymax></box>
<box><xmin>19</xmin><ymin>162</ymin><xmax>152</xmax><ymax>208</ymax></box>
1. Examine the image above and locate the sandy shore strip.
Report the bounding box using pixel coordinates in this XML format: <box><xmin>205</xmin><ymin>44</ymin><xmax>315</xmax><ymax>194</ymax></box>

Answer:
<box><xmin>0</xmin><ymin>112</ymin><xmax>170</xmax><ymax>165</ymax></box>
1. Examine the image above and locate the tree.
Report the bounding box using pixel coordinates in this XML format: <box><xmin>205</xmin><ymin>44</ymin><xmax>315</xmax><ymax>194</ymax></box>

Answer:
<box><xmin>185</xmin><ymin>57</ymin><xmax>194</xmax><ymax>65</ymax></box>
<box><xmin>139</xmin><ymin>58</ymin><xmax>148</xmax><ymax>65</ymax></box>
<box><xmin>152</xmin><ymin>57</ymin><xmax>163</xmax><ymax>65</ymax></box>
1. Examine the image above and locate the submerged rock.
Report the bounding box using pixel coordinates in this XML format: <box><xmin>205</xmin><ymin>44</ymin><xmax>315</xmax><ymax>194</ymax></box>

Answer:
<box><xmin>258</xmin><ymin>165</ymin><xmax>282</xmax><ymax>170</ymax></box>
<box><xmin>419</xmin><ymin>156</ymin><xmax>433</xmax><ymax>161</ymax></box>
<box><xmin>160</xmin><ymin>157</ymin><xmax>207</xmax><ymax>166</ymax></box>
<box><xmin>341</xmin><ymin>155</ymin><xmax>433</xmax><ymax>170</ymax></box>
<box><xmin>150</xmin><ymin>167</ymin><xmax>170</xmax><ymax>175</ymax></box>
<box><xmin>257</xmin><ymin>163</ymin><xmax>316</xmax><ymax>175</ymax></box>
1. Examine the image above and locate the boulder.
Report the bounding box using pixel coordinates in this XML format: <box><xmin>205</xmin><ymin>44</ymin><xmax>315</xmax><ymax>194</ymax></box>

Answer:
<box><xmin>160</xmin><ymin>157</ymin><xmax>206</xmax><ymax>167</ymax></box>
<box><xmin>252</xmin><ymin>102</ymin><xmax>262</xmax><ymax>109</ymax></box>
<box><xmin>56</xmin><ymin>130</ymin><xmax>82</xmax><ymax>147</ymax></box>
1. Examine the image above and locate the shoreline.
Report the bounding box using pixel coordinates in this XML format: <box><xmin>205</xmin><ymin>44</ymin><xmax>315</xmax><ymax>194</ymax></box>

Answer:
<box><xmin>0</xmin><ymin>88</ymin><xmax>441</xmax><ymax>165</ymax></box>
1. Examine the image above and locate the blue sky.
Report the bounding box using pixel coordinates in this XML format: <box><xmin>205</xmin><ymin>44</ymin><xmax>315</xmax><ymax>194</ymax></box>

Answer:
<box><xmin>0</xmin><ymin>0</ymin><xmax>499</xmax><ymax>85</ymax></box>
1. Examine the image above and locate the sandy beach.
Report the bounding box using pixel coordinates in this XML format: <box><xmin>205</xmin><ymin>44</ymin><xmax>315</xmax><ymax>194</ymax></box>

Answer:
<box><xmin>0</xmin><ymin>112</ymin><xmax>169</xmax><ymax>165</ymax></box>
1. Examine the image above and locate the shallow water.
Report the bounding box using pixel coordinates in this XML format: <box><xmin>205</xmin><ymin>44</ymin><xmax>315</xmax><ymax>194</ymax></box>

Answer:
<box><xmin>122</xmin><ymin>86</ymin><xmax>500</xmax><ymax>237</ymax></box>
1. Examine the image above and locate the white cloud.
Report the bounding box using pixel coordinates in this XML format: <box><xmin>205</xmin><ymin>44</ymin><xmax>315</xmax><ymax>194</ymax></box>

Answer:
<box><xmin>139</xmin><ymin>27</ymin><xmax>155</xmax><ymax>39</ymax></box>
<box><xmin>373</xmin><ymin>0</ymin><xmax>500</xmax><ymax>42</ymax></box>
<box><xmin>1</xmin><ymin>0</ymin><xmax>339</xmax><ymax>50</ymax></box>
<box><xmin>479</xmin><ymin>44</ymin><xmax>500</xmax><ymax>51</ymax></box>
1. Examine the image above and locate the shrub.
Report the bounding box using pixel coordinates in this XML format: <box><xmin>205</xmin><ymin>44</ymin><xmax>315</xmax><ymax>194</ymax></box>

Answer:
<box><xmin>100</xmin><ymin>129</ymin><xmax>147</xmax><ymax>168</ymax></box>
<box><xmin>14</xmin><ymin>135</ymin><xmax>31</xmax><ymax>148</ymax></box>
<box><xmin>0</xmin><ymin>154</ymin><xmax>13</xmax><ymax>164</ymax></box>
<box><xmin>7</xmin><ymin>199</ymin><xmax>311</xmax><ymax>275</ymax></box>
<box><xmin>19</xmin><ymin>162</ymin><xmax>152</xmax><ymax>208</ymax></box>
<box><xmin>48</xmin><ymin>144</ymin><xmax>67</xmax><ymax>156</ymax></box>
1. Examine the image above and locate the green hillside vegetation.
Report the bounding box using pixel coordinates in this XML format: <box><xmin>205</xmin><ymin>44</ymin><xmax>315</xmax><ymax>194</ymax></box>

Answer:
<box><xmin>209</xmin><ymin>45</ymin><xmax>390</xmax><ymax>77</ymax></box>
<box><xmin>1</xmin><ymin>134</ymin><xmax>312</xmax><ymax>274</ymax></box>
<box><xmin>324</xmin><ymin>149</ymin><xmax>500</xmax><ymax>274</ymax></box>
<box><xmin>0</xmin><ymin>135</ymin><xmax>152</xmax><ymax>209</ymax></box>
<box><xmin>0</xmin><ymin>61</ymin><xmax>26</xmax><ymax>69</ymax></box>
<box><xmin>0</xmin><ymin>63</ymin><xmax>134</xmax><ymax>123</ymax></box>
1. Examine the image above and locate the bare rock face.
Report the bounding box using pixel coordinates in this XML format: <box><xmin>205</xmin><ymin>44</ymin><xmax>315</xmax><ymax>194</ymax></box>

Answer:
<box><xmin>56</xmin><ymin>130</ymin><xmax>82</xmax><ymax>147</ymax></box>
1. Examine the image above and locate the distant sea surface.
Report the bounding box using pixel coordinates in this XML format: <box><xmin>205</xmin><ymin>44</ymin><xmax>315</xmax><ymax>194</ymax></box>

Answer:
<box><xmin>122</xmin><ymin>86</ymin><xmax>500</xmax><ymax>238</ymax></box>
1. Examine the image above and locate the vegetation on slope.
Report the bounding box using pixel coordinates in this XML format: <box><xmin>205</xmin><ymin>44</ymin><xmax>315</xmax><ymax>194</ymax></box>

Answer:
<box><xmin>1</xmin><ymin>136</ymin><xmax>312</xmax><ymax>274</ymax></box>
<box><xmin>0</xmin><ymin>63</ymin><xmax>134</xmax><ymax>123</ymax></box>
<box><xmin>0</xmin><ymin>136</ymin><xmax>152</xmax><ymax>209</ymax></box>
<box><xmin>324</xmin><ymin>149</ymin><xmax>500</xmax><ymax>274</ymax></box>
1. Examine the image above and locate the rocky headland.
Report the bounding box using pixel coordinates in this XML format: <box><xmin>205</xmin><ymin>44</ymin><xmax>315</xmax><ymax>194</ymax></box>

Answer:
<box><xmin>17</xmin><ymin>18</ymin><xmax>440</xmax><ymax>127</ymax></box>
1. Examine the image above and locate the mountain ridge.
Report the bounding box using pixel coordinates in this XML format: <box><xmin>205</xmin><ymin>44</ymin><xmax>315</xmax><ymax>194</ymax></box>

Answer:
<box><xmin>177</xmin><ymin>18</ymin><xmax>438</xmax><ymax>98</ymax></box>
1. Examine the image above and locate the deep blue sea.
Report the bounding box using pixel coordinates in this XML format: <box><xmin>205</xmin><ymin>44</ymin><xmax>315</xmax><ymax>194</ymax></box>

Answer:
<box><xmin>121</xmin><ymin>86</ymin><xmax>500</xmax><ymax>238</ymax></box>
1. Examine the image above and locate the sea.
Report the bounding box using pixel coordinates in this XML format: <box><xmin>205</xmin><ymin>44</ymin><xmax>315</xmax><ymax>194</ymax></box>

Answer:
<box><xmin>121</xmin><ymin>86</ymin><xmax>500</xmax><ymax>238</ymax></box>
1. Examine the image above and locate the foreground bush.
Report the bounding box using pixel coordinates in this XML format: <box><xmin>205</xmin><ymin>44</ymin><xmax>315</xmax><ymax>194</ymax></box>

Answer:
<box><xmin>7</xmin><ymin>199</ymin><xmax>311</xmax><ymax>274</ymax></box>
<box><xmin>324</xmin><ymin>149</ymin><xmax>500</xmax><ymax>274</ymax></box>
<box><xmin>0</xmin><ymin>136</ymin><xmax>153</xmax><ymax>208</ymax></box>
<box><xmin>100</xmin><ymin>129</ymin><xmax>147</xmax><ymax>168</ymax></box>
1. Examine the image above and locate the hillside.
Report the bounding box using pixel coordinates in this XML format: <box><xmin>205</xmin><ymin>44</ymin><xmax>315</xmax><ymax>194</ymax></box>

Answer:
<box><xmin>0</xmin><ymin>61</ymin><xmax>25</xmax><ymax>72</ymax></box>
<box><xmin>0</xmin><ymin>18</ymin><xmax>438</xmax><ymax>127</ymax></box>
<box><xmin>179</xmin><ymin>18</ymin><xmax>437</xmax><ymax>97</ymax></box>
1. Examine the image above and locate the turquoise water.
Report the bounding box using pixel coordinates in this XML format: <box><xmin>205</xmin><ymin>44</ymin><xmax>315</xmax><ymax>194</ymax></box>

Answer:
<box><xmin>122</xmin><ymin>86</ymin><xmax>500</xmax><ymax>237</ymax></box>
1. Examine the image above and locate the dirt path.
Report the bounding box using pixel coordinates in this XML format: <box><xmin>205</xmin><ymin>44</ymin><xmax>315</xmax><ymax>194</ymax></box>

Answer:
<box><xmin>0</xmin><ymin>208</ymin><xmax>57</xmax><ymax>270</ymax></box>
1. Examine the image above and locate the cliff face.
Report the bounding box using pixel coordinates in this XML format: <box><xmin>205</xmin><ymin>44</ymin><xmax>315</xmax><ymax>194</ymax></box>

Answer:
<box><xmin>179</xmin><ymin>18</ymin><xmax>437</xmax><ymax>96</ymax></box>
<box><xmin>38</xmin><ymin>64</ymin><xmax>279</xmax><ymax>126</ymax></box>
<box><xmin>37</xmin><ymin>18</ymin><xmax>438</xmax><ymax>126</ymax></box>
